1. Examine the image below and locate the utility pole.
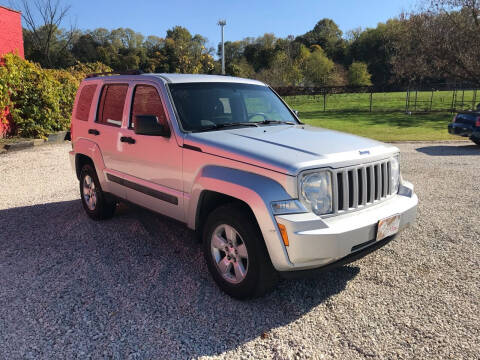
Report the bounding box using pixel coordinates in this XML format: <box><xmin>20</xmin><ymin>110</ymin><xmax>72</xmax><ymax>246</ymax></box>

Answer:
<box><xmin>218</xmin><ymin>19</ymin><xmax>226</xmax><ymax>75</ymax></box>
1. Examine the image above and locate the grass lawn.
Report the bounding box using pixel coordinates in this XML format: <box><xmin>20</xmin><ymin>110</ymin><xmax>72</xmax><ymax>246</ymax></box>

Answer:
<box><xmin>284</xmin><ymin>93</ymin><xmax>463</xmax><ymax>142</ymax></box>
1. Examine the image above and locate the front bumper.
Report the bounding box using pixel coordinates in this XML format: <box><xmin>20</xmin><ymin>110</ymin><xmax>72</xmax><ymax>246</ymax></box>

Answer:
<box><xmin>274</xmin><ymin>181</ymin><xmax>418</xmax><ymax>272</ymax></box>
<box><xmin>448</xmin><ymin>123</ymin><xmax>474</xmax><ymax>137</ymax></box>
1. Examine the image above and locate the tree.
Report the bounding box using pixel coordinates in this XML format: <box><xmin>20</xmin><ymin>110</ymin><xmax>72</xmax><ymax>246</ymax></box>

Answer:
<box><xmin>14</xmin><ymin>0</ymin><xmax>76</xmax><ymax>68</ymax></box>
<box><xmin>347</xmin><ymin>20</ymin><xmax>400</xmax><ymax>86</ymax></box>
<box><xmin>391</xmin><ymin>1</ymin><xmax>480</xmax><ymax>84</ymax></box>
<box><xmin>296</xmin><ymin>18</ymin><xmax>346</xmax><ymax>61</ymax></box>
<box><xmin>302</xmin><ymin>46</ymin><xmax>335</xmax><ymax>86</ymax></box>
<box><xmin>255</xmin><ymin>50</ymin><xmax>302</xmax><ymax>86</ymax></box>
<box><xmin>71</xmin><ymin>34</ymin><xmax>100</xmax><ymax>63</ymax></box>
<box><xmin>161</xmin><ymin>26</ymin><xmax>214</xmax><ymax>73</ymax></box>
<box><xmin>243</xmin><ymin>34</ymin><xmax>278</xmax><ymax>72</ymax></box>
<box><xmin>348</xmin><ymin>62</ymin><xmax>372</xmax><ymax>86</ymax></box>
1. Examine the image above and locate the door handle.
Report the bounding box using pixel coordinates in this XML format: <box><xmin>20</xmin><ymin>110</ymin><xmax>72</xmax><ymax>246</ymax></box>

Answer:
<box><xmin>88</xmin><ymin>129</ymin><xmax>100</xmax><ymax>135</ymax></box>
<box><xmin>120</xmin><ymin>136</ymin><xmax>136</xmax><ymax>144</ymax></box>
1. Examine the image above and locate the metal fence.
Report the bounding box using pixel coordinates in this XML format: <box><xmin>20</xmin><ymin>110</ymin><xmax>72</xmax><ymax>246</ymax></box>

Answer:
<box><xmin>276</xmin><ymin>84</ymin><xmax>480</xmax><ymax>113</ymax></box>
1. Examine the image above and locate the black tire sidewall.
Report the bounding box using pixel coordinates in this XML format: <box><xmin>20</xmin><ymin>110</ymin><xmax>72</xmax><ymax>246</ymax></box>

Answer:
<box><xmin>203</xmin><ymin>204</ymin><xmax>270</xmax><ymax>299</ymax></box>
<box><xmin>79</xmin><ymin>164</ymin><xmax>112</xmax><ymax>220</ymax></box>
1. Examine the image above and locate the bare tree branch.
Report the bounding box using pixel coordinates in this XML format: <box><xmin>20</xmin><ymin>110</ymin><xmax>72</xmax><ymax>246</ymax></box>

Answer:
<box><xmin>10</xmin><ymin>0</ymin><xmax>75</xmax><ymax>67</ymax></box>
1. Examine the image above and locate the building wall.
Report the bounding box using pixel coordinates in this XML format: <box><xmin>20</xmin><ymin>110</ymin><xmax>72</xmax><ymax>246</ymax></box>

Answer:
<box><xmin>0</xmin><ymin>6</ymin><xmax>24</xmax><ymax>58</ymax></box>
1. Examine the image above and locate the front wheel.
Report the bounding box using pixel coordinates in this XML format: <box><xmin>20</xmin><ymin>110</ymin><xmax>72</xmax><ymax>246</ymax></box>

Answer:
<box><xmin>203</xmin><ymin>203</ymin><xmax>278</xmax><ymax>299</ymax></box>
<box><xmin>470</xmin><ymin>136</ymin><xmax>480</xmax><ymax>146</ymax></box>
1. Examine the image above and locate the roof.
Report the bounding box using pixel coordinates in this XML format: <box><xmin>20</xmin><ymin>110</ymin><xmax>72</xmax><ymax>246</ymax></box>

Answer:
<box><xmin>84</xmin><ymin>73</ymin><xmax>267</xmax><ymax>86</ymax></box>
<box><xmin>148</xmin><ymin>73</ymin><xmax>266</xmax><ymax>86</ymax></box>
<box><xmin>0</xmin><ymin>5</ymin><xmax>22</xmax><ymax>14</ymax></box>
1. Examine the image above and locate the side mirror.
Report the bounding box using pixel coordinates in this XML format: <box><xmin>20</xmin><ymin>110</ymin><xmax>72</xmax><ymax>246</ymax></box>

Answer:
<box><xmin>293</xmin><ymin>110</ymin><xmax>299</xmax><ymax>117</ymax></box>
<box><xmin>134</xmin><ymin>115</ymin><xmax>170</xmax><ymax>137</ymax></box>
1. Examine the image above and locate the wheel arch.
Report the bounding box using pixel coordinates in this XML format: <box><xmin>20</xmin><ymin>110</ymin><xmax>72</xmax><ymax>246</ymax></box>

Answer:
<box><xmin>72</xmin><ymin>138</ymin><xmax>107</xmax><ymax>185</ymax></box>
<box><xmin>187</xmin><ymin>165</ymin><xmax>294</xmax><ymax>270</ymax></box>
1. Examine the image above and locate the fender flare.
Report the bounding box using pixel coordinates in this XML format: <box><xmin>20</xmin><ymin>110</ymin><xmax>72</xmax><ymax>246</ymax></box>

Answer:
<box><xmin>187</xmin><ymin>165</ymin><xmax>294</xmax><ymax>269</ymax></box>
<box><xmin>73</xmin><ymin>138</ymin><xmax>107</xmax><ymax>187</ymax></box>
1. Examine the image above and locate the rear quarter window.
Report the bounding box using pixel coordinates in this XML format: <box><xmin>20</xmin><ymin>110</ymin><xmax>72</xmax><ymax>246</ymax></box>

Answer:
<box><xmin>75</xmin><ymin>84</ymin><xmax>97</xmax><ymax>121</ymax></box>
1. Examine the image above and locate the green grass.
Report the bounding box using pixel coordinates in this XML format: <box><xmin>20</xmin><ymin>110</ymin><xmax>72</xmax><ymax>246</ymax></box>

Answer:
<box><xmin>283</xmin><ymin>91</ymin><xmax>468</xmax><ymax>141</ymax></box>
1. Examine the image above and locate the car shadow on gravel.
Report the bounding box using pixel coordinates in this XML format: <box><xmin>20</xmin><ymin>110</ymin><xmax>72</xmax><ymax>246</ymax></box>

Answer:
<box><xmin>0</xmin><ymin>200</ymin><xmax>359</xmax><ymax>358</ymax></box>
<box><xmin>416</xmin><ymin>144</ymin><xmax>480</xmax><ymax>156</ymax></box>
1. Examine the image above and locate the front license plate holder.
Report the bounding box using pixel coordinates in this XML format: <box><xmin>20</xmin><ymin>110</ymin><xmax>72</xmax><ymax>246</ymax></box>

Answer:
<box><xmin>376</xmin><ymin>215</ymin><xmax>401</xmax><ymax>241</ymax></box>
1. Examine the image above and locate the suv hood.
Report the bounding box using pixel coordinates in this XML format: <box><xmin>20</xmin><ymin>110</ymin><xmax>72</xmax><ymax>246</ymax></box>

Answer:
<box><xmin>185</xmin><ymin>125</ymin><xmax>399</xmax><ymax>175</ymax></box>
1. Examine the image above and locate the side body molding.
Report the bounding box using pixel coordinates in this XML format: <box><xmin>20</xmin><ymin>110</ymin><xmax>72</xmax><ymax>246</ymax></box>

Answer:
<box><xmin>187</xmin><ymin>166</ymin><xmax>294</xmax><ymax>269</ymax></box>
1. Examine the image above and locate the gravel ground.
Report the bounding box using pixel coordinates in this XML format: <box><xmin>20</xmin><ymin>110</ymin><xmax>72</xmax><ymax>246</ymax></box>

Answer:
<box><xmin>0</xmin><ymin>142</ymin><xmax>479</xmax><ymax>359</ymax></box>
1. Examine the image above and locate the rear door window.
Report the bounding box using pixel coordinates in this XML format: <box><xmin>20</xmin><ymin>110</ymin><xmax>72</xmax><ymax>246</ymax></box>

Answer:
<box><xmin>75</xmin><ymin>84</ymin><xmax>97</xmax><ymax>121</ymax></box>
<box><xmin>96</xmin><ymin>84</ymin><xmax>129</xmax><ymax>127</ymax></box>
<box><xmin>130</xmin><ymin>85</ymin><xmax>168</xmax><ymax>129</ymax></box>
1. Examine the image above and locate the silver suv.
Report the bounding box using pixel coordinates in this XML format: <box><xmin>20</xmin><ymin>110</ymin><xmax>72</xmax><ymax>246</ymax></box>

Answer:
<box><xmin>69</xmin><ymin>73</ymin><xmax>418</xmax><ymax>299</ymax></box>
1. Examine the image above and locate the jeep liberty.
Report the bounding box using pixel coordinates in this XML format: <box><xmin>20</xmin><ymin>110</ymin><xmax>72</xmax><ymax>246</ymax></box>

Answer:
<box><xmin>69</xmin><ymin>73</ymin><xmax>418</xmax><ymax>299</ymax></box>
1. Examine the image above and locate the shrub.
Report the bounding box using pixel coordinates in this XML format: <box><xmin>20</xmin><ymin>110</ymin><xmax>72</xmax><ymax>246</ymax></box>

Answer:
<box><xmin>0</xmin><ymin>55</ymin><xmax>112</xmax><ymax>138</ymax></box>
<box><xmin>348</xmin><ymin>62</ymin><xmax>372</xmax><ymax>87</ymax></box>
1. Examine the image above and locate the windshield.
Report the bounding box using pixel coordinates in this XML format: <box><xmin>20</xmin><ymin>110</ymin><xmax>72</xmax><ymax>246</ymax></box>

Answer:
<box><xmin>168</xmin><ymin>82</ymin><xmax>298</xmax><ymax>132</ymax></box>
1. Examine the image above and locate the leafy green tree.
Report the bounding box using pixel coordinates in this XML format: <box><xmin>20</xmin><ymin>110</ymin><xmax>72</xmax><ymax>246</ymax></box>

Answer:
<box><xmin>346</xmin><ymin>20</ymin><xmax>400</xmax><ymax>86</ymax></box>
<box><xmin>348</xmin><ymin>62</ymin><xmax>372</xmax><ymax>86</ymax></box>
<box><xmin>71</xmin><ymin>34</ymin><xmax>100</xmax><ymax>63</ymax></box>
<box><xmin>255</xmin><ymin>51</ymin><xmax>302</xmax><ymax>86</ymax></box>
<box><xmin>302</xmin><ymin>47</ymin><xmax>335</xmax><ymax>86</ymax></box>
<box><xmin>229</xmin><ymin>57</ymin><xmax>255</xmax><ymax>78</ymax></box>
<box><xmin>296</xmin><ymin>19</ymin><xmax>346</xmax><ymax>61</ymax></box>
<box><xmin>243</xmin><ymin>34</ymin><xmax>278</xmax><ymax>72</ymax></box>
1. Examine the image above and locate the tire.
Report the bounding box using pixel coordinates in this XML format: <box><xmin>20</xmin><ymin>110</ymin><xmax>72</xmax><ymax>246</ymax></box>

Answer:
<box><xmin>470</xmin><ymin>136</ymin><xmax>480</xmax><ymax>146</ymax></box>
<box><xmin>203</xmin><ymin>203</ymin><xmax>278</xmax><ymax>299</ymax></box>
<box><xmin>79</xmin><ymin>164</ymin><xmax>116</xmax><ymax>220</ymax></box>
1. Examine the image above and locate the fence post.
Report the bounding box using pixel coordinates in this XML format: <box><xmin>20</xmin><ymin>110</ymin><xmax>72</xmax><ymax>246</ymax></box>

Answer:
<box><xmin>461</xmin><ymin>87</ymin><xmax>465</xmax><ymax>110</ymax></box>
<box><xmin>473</xmin><ymin>89</ymin><xmax>477</xmax><ymax>110</ymax></box>
<box><xmin>429</xmin><ymin>89</ymin><xmax>434</xmax><ymax>112</ymax></box>
<box><xmin>323</xmin><ymin>92</ymin><xmax>326</xmax><ymax>112</ymax></box>
<box><xmin>414</xmin><ymin>90</ymin><xmax>418</xmax><ymax>112</ymax></box>
<box><xmin>405</xmin><ymin>89</ymin><xmax>409</xmax><ymax>113</ymax></box>
<box><xmin>369</xmin><ymin>90</ymin><xmax>373</xmax><ymax>112</ymax></box>
<box><xmin>451</xmin><ymin>88</ymin><xmax>456</xmax><ymax>112</ymax></box>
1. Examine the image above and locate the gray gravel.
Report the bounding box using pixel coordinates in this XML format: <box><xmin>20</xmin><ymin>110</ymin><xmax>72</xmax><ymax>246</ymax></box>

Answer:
<box><xmin>0</xmin><ymin>142</ymin><xmax>479</xmax><ymax>359</ymax></box>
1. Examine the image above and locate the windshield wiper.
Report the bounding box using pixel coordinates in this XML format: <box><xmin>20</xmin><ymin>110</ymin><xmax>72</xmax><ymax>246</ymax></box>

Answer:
<box><xmin>253</xmin><ymin>119</ymin><xmax>296</xmax><ymax>125</ymax></box>
<box><xmin>195</xmin><ymin>122</ymin><xmax>259</xmax><ymax>132</ymax></box>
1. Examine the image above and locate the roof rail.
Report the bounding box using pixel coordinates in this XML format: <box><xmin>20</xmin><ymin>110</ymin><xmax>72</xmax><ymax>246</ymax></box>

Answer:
<box><xmin>85</xmin><ymin>70</ymin><xmax>144</xmax><ymax>79</ymax></box>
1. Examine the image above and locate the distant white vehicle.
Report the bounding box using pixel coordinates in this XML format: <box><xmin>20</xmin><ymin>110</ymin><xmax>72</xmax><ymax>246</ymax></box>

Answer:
<box><xmin>68</xmin><ymin>72</ymin><xmax>418</xmax><ymax>299</ymax></box>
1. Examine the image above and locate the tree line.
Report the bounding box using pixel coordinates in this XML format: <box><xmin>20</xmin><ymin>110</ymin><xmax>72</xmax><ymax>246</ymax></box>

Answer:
<box><xmin>17</xmin><ymin>0</ymin><xmax>480</xmax><ymax>88</ymax></box>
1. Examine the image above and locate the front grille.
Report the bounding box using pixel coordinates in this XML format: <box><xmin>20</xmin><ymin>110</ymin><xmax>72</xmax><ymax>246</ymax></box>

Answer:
<box><xmin>331</xmin><ymin>159</ymin><xmax>393</xmax><ymax>215</ymax></box>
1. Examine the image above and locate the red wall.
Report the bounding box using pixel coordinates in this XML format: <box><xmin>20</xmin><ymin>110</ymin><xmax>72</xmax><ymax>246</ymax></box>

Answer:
<box><xmin>0</xmin><ymin>6</ymin><xmax>24</xmax><ymax>58</ymax></box>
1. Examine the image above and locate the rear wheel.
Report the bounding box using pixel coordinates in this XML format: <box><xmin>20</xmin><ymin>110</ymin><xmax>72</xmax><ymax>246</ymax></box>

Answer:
<box><xmin>470</xmin><ymin>136</ymin><xmax>480</xmax><ymax>146</ymax></box>
<box><xmin>203</xmin><ymin>203</ymin><xmax>278</xmax><ymax>299</ymax></box>
<box><xmin>80</xmin><ymin>164</ymin><xmax>116</xmax><ymax>220</ymax></box>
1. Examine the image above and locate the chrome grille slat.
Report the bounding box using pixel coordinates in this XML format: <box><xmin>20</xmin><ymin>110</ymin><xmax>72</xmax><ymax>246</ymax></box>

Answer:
<box><xmin>342</xmin><ymin>171</ymin><xmax>349</xmax><ymax>211</ymax></box>
<box><xmin>330</xmin><ymin>159</ymin><xmax>393</xmax><ymax>217</ymax></box>
<box><xmin>332</xmin><ymin>171</ymin><xmax>339</xmax><ymax>213</ymax></box>
<box><xmin>376</xmin><ymin>164</ymin><xmax>381</xmax><ymax>200</ymax></box>
<box><xmin>382</xmin><ymin>162</ymin><xmax>388</xmax><ymax>198</ymax></box>
<box><xmin>352</xmin><ymin>169</ymin><xmax>359</xmax><ymax>208</ymax></box>
<box><xmin>369</xmin><ymin>166</ymin><xmax>375</xmax><ymax>203</ymax></box>
<box><xmin>361</xmin><ymin>167</ymin><xmax>367</xmax><ymax>205</ymax></box>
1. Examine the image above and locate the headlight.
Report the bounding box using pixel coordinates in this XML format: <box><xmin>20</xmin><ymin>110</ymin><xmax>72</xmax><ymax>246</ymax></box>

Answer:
<box><xmin>390</xmin><ymin>155</ymin><xmax>400</xmax><ymax>194</ymax></box>
<box><xmin>300</xmin><ymin>171</ymin><xmax>333</xmax><ymax>215</ymax></box>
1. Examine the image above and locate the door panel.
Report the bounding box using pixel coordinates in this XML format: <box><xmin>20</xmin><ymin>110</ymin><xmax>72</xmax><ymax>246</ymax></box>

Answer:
<box><xmin>113</xmin><ymin>84</ymin><xmax>184</xmax><ymax>221</ymax></box>
<box><xmin>94</xmin><ymin>84</ymin><xmax>129</xmax><ymax>172</ymax></box>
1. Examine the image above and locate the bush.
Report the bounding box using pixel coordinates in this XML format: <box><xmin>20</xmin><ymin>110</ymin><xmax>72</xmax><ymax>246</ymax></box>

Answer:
<box><xmin>348</xmin><ymin>62</ymin><xmax>372</xmax><ymax>87</ymax></box>
<box><xmin>0</xmin><ymin>55</ymin><xmax>112</xmax><ymax>138</ymax></box>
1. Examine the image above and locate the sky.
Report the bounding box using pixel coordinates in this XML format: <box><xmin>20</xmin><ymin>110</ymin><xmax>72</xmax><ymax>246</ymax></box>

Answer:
<box><xmin>3</xmin><ymin>0</ymin><xmax>417</xmax><ymax>49</ymax></box>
